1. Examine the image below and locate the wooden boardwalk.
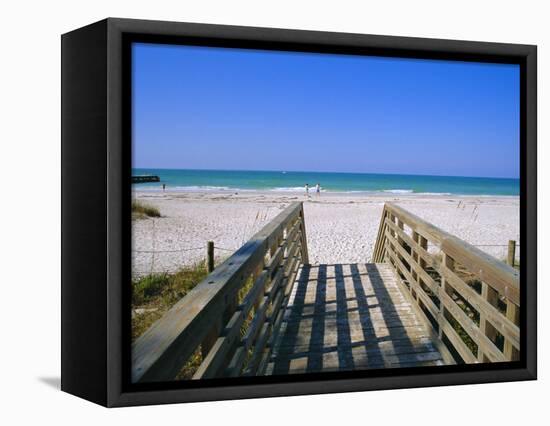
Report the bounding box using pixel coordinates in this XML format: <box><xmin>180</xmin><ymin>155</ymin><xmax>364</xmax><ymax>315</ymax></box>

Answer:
<box><xmin>132</xmin><ymin>202</ymin><xmax>520</xmax><ymax>383</ymax></box>
<box><xmin>265</xmin><ymin>263</ymin><xmax>444</xmax><ymax>375</ymax></box>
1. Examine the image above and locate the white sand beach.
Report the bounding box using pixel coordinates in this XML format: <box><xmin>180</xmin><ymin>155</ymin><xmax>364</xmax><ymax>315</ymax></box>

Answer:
<box><xmin>131</xmin><ymin>190</ymin><xmax>519</xmax><ymax>276</ymax></box>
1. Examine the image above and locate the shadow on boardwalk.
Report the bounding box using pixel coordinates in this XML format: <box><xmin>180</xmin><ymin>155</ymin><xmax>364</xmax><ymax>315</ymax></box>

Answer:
<box><xmin>266</xmin><ymin>263</ymin><xmax>444</xmax><ymax>375</ymax></box>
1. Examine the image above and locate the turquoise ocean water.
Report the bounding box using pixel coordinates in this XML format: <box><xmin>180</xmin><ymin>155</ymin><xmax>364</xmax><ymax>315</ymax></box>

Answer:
<box><xmin>132</xmin><ymin>169</ymin><xmax>519</xmax><ymax>196</ymax></box>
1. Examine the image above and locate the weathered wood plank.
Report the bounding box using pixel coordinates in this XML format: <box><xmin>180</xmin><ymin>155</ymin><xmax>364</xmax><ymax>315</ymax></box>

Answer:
<box><xmin>274</xmin><ymin>335</ymin><xmax>438</xmax><ymax>356</ymax></box>
<box><xmin>439</xmin><ymin>289</ymin><xmax>506</xmax><ymax>362</ymax></box>
<box><xmin>504</xmin><ymin>302</ymin><xmax>520</xmax><ymax>360</ymax></box>
<box><xmin>385</xmin><ymin>203</ymin><xmax>519</xmax><ymax>305</ymax></box>
<box><xmin>441</xmin><ymin>265</ymin><xmax>519</xmax><ymax>349</ymax></box>
<box><xmin>439</xmin><ymin>315</ymin><xmax>478</xmax><ymax>363</ymax></box>
<box><xmin>384</xmin><ymin>228</ymin><xmax>440</xmax><ymax>294</ymax></box>
<box><xmin>372</xmin><ymin>202</ymin><xmax>521</xmax><ymax>363</ymax></box>
<box><xmin>266</xmin><ymin>263</ymin><xmax>448</xmax><ymax>375</ymax></box>
<box><xmin>132</xmin><ymin>202</ymin><xmax>304</xmax><ymax>383</ymax></box>
<box><xmin>298</xmin><ymin>205</ymin><xmax>310</xmax><ymax>264</ymax></box>
<box><xmin>385</xmin><ymin>247</ymin><xmax>440</xmax><ymax>319</ymax></box>
<box><xmin>268</xmin><ymin>347</ymin><xmax>444</xmax><ymax>375</ymax></box>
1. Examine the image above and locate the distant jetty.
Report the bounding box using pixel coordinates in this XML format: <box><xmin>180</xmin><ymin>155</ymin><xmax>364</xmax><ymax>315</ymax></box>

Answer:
<box><xmin>132</xmin><ymin>175</ymin><xmax>160</xmax><ymax>184</ymax></box>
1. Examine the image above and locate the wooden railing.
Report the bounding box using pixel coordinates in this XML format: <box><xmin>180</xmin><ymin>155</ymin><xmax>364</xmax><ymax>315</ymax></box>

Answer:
<box><xmin>132</xmin><ymin>202</ymin><xmax>308</xmax><ymax>382</ymax></box>
<box><xmin>373</xmin><ymin>203</ymin><xmax>520</xmax><ymax>364</ymax></box>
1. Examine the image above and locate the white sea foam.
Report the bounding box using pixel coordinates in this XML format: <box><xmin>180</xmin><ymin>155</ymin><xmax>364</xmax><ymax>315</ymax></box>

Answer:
<box><xmin>134</xmin><ymin>185</ymin><xmax>462</xmax><ymax>196</ymax></box>
<box><xmin>137</xmin><ymin>185</ymin><xmax>248</xmax><ymax>192</ymax></box>
<box><xmin>382</xmin><ymin>189</ymin><xmax>414</xmax><ymax>194</ymax></box>
<box><xmin>270</xmin><ymin>187</ymin><xmax>308</xmax><ymax>192</ymax></box>
<box><xmin>417</xmin><ymin>192</ymin><xmax>453</xmax><ymax>196</ymax></box>
<box><xmin>176</xmin><ymin>185</ymin><xmax>233</xmax><ymax>191</ymax></box>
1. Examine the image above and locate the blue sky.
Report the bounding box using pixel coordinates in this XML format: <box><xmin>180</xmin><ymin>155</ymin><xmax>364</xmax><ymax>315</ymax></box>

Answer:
<box><xmin>132</xmin><ymin>43</ymin><xmax>519</xmax><ymax>178</ymax></box>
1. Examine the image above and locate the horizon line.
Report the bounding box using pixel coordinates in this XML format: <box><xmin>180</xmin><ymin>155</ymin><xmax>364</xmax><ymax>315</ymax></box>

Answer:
<box><xmin>132</xmin><ymin>166</ymin><xmax>519</xmax><ymax>181</ymax></box>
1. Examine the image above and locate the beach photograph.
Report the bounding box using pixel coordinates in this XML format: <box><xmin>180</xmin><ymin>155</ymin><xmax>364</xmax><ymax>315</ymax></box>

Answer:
<box><xmin>130</xmin><ymin>43</ymin><xmax>520</xmax><ymax>382</ymax></box>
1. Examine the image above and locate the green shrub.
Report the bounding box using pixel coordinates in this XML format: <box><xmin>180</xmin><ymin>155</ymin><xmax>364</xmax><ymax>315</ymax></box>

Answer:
<box><xmin>132</xmin><ymin>274</ymin><xmax>170</xmax><ymax>305</ymax></box>
<box><xmin>131</xmin><ymin>262</ymin><xmax>208</xmax><ymax>340</ymax></box>
<box><xmin>132</xmin><ymin>262</ymin><xmax>210</xmax><ymax>378</ymax></box>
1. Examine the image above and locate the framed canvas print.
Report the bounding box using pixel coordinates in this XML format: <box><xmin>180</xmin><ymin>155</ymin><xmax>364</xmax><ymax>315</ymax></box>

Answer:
<box><xmin>61</xmin><ymin>18</ymin><xmax>537</xmax><ymax>407</ymax></box>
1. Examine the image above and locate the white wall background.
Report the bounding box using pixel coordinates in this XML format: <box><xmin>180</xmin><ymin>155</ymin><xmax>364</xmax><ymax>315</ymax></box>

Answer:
<box><xmin>0</xmin><ymin>0</ymin><xmax>546</xmax><ymax>423</ymax></box>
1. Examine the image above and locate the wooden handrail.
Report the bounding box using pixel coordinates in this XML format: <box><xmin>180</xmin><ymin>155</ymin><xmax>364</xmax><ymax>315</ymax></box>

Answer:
<box><xmin>372</xmin><ymin>202</ymin><xmax>520</xmax><ymax>363</ymax></box>
<box><xmin>132</xmin><ymin>202</ymin><xmax>309</xmax><ymax>382</ymax></box>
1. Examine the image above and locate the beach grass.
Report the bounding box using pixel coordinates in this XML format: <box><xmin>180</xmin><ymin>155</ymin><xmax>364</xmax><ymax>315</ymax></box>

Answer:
<box><xmin>132</xmin><ymin>200</ymin><xmax>161</xmax><ymax>219</ymax></box>
<box><xmin>131</xmin><ymin>262</ymin><xmax>259</xmax><ymax>378</ymax></box>
<box><xmin>132</xmin><ymin>262</ymin><xmax>209</xmax><ymax>379</ymax></box>
<box><xmin>132</xmin><ymin>262</ymin><xmax>208</xmax><ymax>340</ymax></box>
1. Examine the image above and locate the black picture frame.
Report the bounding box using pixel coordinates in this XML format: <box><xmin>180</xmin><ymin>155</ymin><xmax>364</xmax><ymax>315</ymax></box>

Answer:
<box><xmin>61</xmin><ymin>17</ymin><xmax>537</xmax><ymax>407</ymax></box>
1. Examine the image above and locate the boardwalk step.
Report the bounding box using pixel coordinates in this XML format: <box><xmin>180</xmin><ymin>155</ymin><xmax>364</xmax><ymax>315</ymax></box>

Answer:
<box><xmin>265</xmin><ymin>263</ymin><xmax>445</xmax><ymax>375</ymax></box>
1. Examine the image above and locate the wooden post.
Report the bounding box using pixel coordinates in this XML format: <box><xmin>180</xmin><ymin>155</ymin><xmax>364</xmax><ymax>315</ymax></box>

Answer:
<box><xmin>438</xmin><ymin>253</ymin><xmax>454</xmax><ymax>339</ymax></box>
<box><xmin>419</xmin><ymin>236</ymin><xmax>428</xmax><ymax>270</ymax></box>
<box><xmin>504</xmin><ymin>303</ymin><xmax>520</xmax><ymax>360</ymax></box>
<box><xmin>207</xmin><ymin>241</ymin><xmax>215</xmax><ymax>273</ymax></box>
<box><xmin>478</xmin><ymin>282</ymin><xmax>499</xmax><ymax>362</ymax></box>
<box><xmin>507</xmin><ymin>240</ymin><xmax>516</xmax><ymax>267</ymax></box>
<box><xmin>411</xmin><ymin>231</ymin><xmax>419</xmax><ymax>285</ymax></box>
<box><xmin>299</xmin><ymin>206</ymin><xmax>310</xmax><ymax>264</ymax></box>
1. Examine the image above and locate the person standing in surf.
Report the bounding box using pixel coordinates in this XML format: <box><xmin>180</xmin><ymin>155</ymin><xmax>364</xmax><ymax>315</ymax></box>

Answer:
<box><xmin>315</xmin><ymin>183</ymin><xmax>321</xmax><ymax>196</ymax></box>
<box><xmin>305</xmin><ymin>183</ymin><xmax>310</xmax><ymax>198</ymax></box>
